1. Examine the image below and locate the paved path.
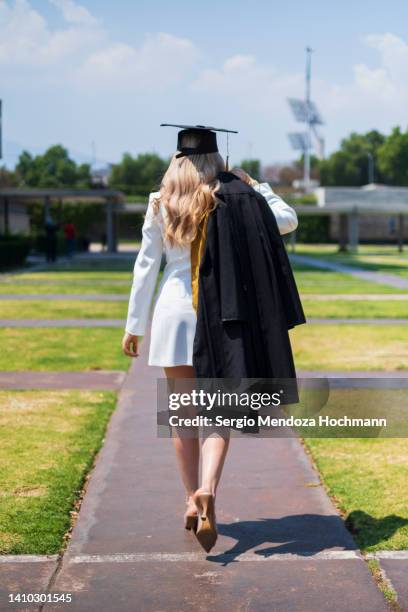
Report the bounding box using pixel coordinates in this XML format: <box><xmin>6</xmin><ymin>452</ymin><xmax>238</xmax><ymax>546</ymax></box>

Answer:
<box><xmin>3</xmin><ymin>317</ymin><xmax>408</xmax><ymax>328</ymax></box>
<box><xmin>300</xmin><ymin>370</ymin><xmax>408</xmax><ymax>378</ymax></box>
<box><xmin>0</xmin><ymin>278</ymin><xmax>130</xmax><ymax>285</ymax></box>
<box><xmin>1</xmin><ymin>359</ymin><xmax>407</xmax><ymax>607</ymax></box>
<box><xmin>307</xmin><ymin>318</ymin><xmax>408</xmax><ymax>325</ymax></box>
<box><xmin>28</xmin><ymin>343</ymin><xmax>387</xmax><ymax>612</ymax></box>
<box><xmin>0</xmin><ymin>293</ymin><xmax>128</xmax><ymax>301</ymax></box>
<box><xmin>290</xmin><ymin>253</ymin><xmax>408</xmax><ymax>290</ymax></box>
<box><xmin>2</xmin><ymin>370</ymin><xmax>407</xmax><ymax>392</ymax></box>
<box><xmin>0</xmin><ymin>371</ymin><xmax>125</xmax><ymax>390</ymax></box>
<box><xmin>302</xmin><ymin>294</ymin><xmax>408</xmax><ymax>300</ymax></box>
<box><xmin>26</xmin><ymin>252</ymin><xmax>136</xmax><ymax>265</ymax></box>
<box><xmin>0</xmin><ymin>556</ymin><xmax>58</xmax><ymax>611</ymax></box>
<box><xmin>0</xmin><ymin>319</ymin><xmax>125</xmax><ymax>327</ymax></box>
<box><xmin>2</xmin><ymin>292</ymin><xmax>407</xmax><ymax>304</ymax></box>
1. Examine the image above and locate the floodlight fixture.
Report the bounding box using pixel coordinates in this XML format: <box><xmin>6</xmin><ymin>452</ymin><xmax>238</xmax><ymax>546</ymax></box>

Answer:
<box><xmin>287</xmin><ymin>98</ymin><xmax>324</xmax><ymax>125</ymax></box>
<box><xmin>288</xmin><ymin>132</ymin><xmax>309</xmax><ymax>151</ymax></box>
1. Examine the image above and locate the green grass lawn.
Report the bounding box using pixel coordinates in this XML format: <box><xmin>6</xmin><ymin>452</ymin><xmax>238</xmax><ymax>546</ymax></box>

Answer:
<box><xmin>0</xmin><ymin>390</ymin><xmax>116</xmax><ymax>554</ymax></box>
<box><xmin>2</xmin><ymin>270</ymin><xmax>133</xmax><ymax>282</ymax></box>
<box><xmin>0</xmin><ymin>320</ymin><xmax>407</xmax><ymax>374</ymax></box>
<box><xmin>302</xmin><ymin>299</ymin><xmax>408</xmax><ymax>318</ymax></box>
<box><xmin>5</xmin><ymin>297</ymin><xmax>407</xmax><ymax>321</ymax></box>
<box><xmin>0</xmin><ymin>300</ymin><xmax>127</xmax><ymax>319</ymax></box>
<box><xmin>291</xmin><ymin>264</ymin><xmax>406</xmax><ymax>294</ymax></box>
<box><xmin>290</xmin><ymin>324</ymin><xmax>408</xmax><ymax>370</ymax></box>
<box><xmin>304</xmin><ymin>438</ymin><xmax>408</xmax><ymax>551</ymax></box>
<box><xmin>0</xmin><ymin>328</ymin><xmax>130</xmax><ymax>371</ymax></box>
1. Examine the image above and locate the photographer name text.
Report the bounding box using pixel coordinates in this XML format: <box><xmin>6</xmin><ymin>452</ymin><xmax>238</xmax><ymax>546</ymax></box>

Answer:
<box><xmin>168</xmin><ymin>414</ymin><xmax>387</xmax><ymax>429</ymax></box>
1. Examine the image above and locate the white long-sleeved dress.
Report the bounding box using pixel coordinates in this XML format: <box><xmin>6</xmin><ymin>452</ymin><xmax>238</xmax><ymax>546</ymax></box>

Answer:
<box><xmin>125</xmin><ymin>183</ymin><xmax>298</xmax><ymax>367</ymax></box>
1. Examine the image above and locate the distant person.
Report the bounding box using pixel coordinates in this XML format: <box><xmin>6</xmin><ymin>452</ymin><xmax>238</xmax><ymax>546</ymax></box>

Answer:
<box><xmin>81</xmin><ymin>236</ymin><xmax>90</xmax><ymax>252</ymax></box>
<box><xmin>101</xmin><ymin>232</ymin><xmax>107</xmax><ymax>251</ymax></box>
<box><xmin>64</xmin><ymin>221</ymin><xmax>76</xmax><ymax>258</ymax></box>
<box><xmin>388</xmin><ymin>217</ymin><xmax>396</xmax><ymax>236</ymax></box>
<box><xmin>44</xmin><ymin>214</ymin><xmax>59</xmax><ymax>263</ymax></box>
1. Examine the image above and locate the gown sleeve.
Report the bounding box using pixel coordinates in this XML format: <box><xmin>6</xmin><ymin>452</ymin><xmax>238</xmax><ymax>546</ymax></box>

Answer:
<box><xmin>254</xmin><ymin>182</ymin><xmax>298</xmax><ymax>235</ymax></box>
<box><xmin>125</xmin><ymin>193</ymin><xmax>163</xmax><ymax>336</ymax></box>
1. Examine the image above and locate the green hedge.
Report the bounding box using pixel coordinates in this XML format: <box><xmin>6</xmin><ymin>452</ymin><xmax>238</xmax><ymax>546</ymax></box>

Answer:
<box><xmin>296</xmin><ymin>215</ymin><xmax>331</xmax><ymax>243</ymax></box>
<box><xmin>0</xmin><ymin>235</ymin><xmax>32</xmax><ymax>269</ymax></box>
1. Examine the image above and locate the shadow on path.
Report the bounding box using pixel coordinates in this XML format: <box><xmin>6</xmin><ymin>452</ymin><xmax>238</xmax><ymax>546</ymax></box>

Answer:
<box><xmin>206</xmin><ymin>511</ymin><xmax>408</xmax><ymax>565</ymax></box>
<box><xmin>207</xmin><ymin>514</ymin><xmax>354</xmax><ymax>565</ymax></box>
<box><xmin>345</xmin><ymin>510</ymin><xmax>408</xmax><ymax>550</ymax></box>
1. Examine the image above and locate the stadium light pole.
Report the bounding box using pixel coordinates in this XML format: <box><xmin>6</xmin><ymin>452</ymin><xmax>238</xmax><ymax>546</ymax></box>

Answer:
<box><xmin>367</xmin><ymin>152</ymin><xmax>374</xmax><ymax>184</ymax></box>
<box><xmin>304</xmin><ymin>47</ymin><xmax>313</xmax><ymax>190</ymax></box>
<box><xmin>0</xmin><ymin>99</ymin><xmax>2</xmax><ymax>160</ymax></box>
<box><xmin>287</xmin><ymin>48</ymin><xmax>324</xmax><ymax>191</ymax></box>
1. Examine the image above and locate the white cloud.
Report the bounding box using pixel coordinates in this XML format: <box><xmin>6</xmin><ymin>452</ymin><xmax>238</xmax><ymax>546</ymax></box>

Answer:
<box><xmin>76</xmin><ymin>32</ymin><xmax>199</xmax><ymax>91</ymax></box>
<box><xmin>49</xmin><ymin>0</ymin><xmax>98</xmax><ymax>26</ymax></box>
<box><xmin>0</xmin><ymin>0</ymin><xmax>101</xmax><ymax>66</ymax></box>
<box><xmin>365</xmin><ymin>33</ymin><xmax>408</xmax><ymax>83</ymax></box>
<box><xmin>347</xmin><ymin>33</ymin><xmax>408</xmax><ymax>107</ymax></box>
<box><xmin>0</xmin><ymin>1</ymin><xmax>198</xmax><ymax>92</ymax></box>
<box><xmin>321</xmin><ymin>33</ymin><xmax>408</xmax><ymax>122</ymax></box>
<box><xmin>193</xmin><ymin>54</ymin><xmax>301</xmax><ymax>114</ymax></box>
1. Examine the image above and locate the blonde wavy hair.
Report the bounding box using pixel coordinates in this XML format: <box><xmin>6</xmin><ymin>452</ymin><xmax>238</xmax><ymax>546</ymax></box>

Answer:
<box><xmin>153</xmin><ymin>133</ymin><xmax>225</xmax><ymax>247</ymax></box>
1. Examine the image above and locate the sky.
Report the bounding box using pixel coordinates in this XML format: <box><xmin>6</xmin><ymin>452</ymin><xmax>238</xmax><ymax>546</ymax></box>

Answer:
<box><xmin>1</xmin><ymin>0</ymin><xmax>408</xmax><ymax>168</ymax></box>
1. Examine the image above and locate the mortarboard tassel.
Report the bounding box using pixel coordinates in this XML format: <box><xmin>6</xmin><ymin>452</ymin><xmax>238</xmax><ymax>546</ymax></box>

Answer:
<box><xmin>226</xmin><ymin>132</ymin><xmax>229</xmax><ymax>171</ymax></box>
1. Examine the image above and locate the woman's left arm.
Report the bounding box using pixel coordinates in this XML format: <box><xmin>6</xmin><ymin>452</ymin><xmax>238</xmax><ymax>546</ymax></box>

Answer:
<box><xmin>254</xmin><ymin>182</ymin><xmax>298</xmax><ymax>235</ymax></box>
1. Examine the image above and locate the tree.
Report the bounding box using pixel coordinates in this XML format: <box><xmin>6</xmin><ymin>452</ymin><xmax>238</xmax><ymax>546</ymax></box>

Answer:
<box><xmin>0</xmin><ymin>166</ymin><xmax>18</xmax><ymax>187</ymax></box>
<box><xmin>278</xmin><ymin>165</ymin><xmax>302</xmax><ymax>187</ymax></box>
<box><xmin>377</xmin><ymin>127</ymin><xmax>408</xmax><ymax>186</ymax></box>
<box><xmin>319</xmin><ymin>130</ymin><xmax>386</xmax><ymax>186</ymax></box>
<box><xmin>16</xmin><ymin>145</ymin><xmax>91</xmax><ymax>188</ymax></box>
<box><xmin>296</xmin><ymin>154</ymin><xmax>321</xmax><ymax>181</ymax></box>
<box><xmin>109</xmin><ymin>153</ymin><xmax>168</xmax><ymax>197</ymax></box>
<box><xmin>240</xmin><ymin>159</ymin><xmax>261</xmax><ymax>181</ymax></box>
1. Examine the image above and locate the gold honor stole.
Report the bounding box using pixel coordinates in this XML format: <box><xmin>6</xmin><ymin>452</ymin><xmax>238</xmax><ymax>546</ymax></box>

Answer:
<box><xmin>190</xmin><ymin>211</ymin><xmax>210</xmax><ymax>312</ymax></box>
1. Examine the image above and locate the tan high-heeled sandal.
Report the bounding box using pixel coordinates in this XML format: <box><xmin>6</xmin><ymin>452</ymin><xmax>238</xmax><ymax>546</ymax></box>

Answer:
<box><xmin>193</xmin><ymin>490</ymin><xmax>217</xmax><ymax>552</ymax></box>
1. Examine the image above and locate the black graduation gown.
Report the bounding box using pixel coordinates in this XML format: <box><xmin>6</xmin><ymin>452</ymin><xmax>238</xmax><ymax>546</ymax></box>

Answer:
<box><xmin>192</xmin><ymin>171</ymin><xmax>306</xmax><ymax>386</ymax></box>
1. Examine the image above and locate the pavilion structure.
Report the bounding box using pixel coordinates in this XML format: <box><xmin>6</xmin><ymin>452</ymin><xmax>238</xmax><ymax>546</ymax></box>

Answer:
<box><xmin>0</xmin><ymin>188</ymin><xmax>123</xmax><ymax>253</ymax></box>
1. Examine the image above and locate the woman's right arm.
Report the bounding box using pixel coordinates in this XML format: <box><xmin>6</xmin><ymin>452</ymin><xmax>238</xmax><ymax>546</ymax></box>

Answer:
<box><xmin>124</xmin><ymin>193</ymin><xmax>163</xmax><ymax>338</ymax></box>
<box><xmin>254</xmin><ymin>182</ymin><xmax>298</xmax><ymax>235</ymax></box>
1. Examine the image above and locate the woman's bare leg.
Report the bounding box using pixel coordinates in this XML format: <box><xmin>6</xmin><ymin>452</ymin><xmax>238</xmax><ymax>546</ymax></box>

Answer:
<box><xmin>164</xmin><ymin>366</ymin><xmax>199</xmax><ymax>499</ymax></box>
<box><xmin>200</xmin><ymin>427</ymin><xmax>230</xmax><ymax>497</ymax></box>
<box><xmin>164</xmin><ymin>366</ymin><xmax>230</xmax><ymax>507</ymax></box>
<box><xmin>193</xmin><ymin>425</ymin><xmax>230</xmax><ymax>553</ymax></box>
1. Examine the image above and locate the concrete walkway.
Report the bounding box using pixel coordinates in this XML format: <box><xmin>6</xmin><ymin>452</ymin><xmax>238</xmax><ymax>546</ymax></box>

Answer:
<box><xmin>2</xmin><ymin>369</ymin><xmax>407</xmax><ymax>391</ymax></box>
<box><xmin>32</xmin><ymin>343</ymin><xmax>388</xmax><ymax>612</ymax></box>
<box><xmin>2</xmin><ymin>361</ymin><xmax>407</xmax><ymax>608</ymax></box>
<box><xmin>307</xmin><ymin>318</ymin><xmax>408</xmax><ymax>325</ymax></box>
<box><xmin>0</xmin><ymin>293</ymin><xmax>128</xmax><ymax>301</ymax></box>
<box><xmin>302</xmin><ymin>294</ymin><xmax>408</xmax><ymax>300</ymax></box>
<box><xmin>0</xmin><ymin>278</ymin><xmax>130</xmax><ymax>285</ymax></box>
<box><xmin>3</xmin><ymin>317</ymin><xmax>408</xmax><ymax>328</ymax></box>
<box><xmin>0</xmin><ymin>371</ymin><xmax>125</xmax><ymax>390</ymax></box>
<box><xmin>0</xmin><ymin>319</ymin><xmax>125</xmax><ymax>327</ymax></box>
<box><xmin>290</xmin><ymin>253</ymin><xmax>408</xmax><ymax>290</ymax></box>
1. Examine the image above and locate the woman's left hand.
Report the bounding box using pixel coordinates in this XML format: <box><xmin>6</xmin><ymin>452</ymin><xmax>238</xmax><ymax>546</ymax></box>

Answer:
<box><xmin>122</xmin><ymin>333</ymin><xmax>139</xmax><ymax>357</ymax></box>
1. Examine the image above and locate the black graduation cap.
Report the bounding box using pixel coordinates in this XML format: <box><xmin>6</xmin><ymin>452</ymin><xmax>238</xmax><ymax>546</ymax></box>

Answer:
<box><xmin>160</xmin><ymin>123</ymin><xmax>238</xmax><ymax>158</ymax></box>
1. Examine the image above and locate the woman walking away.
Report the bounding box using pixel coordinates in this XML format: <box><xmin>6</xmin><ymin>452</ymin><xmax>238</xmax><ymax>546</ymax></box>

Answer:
<box><xmin>122</xmin><ymin>124</ymin><xmax>305</xmax><ymax>552</ymax></box>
